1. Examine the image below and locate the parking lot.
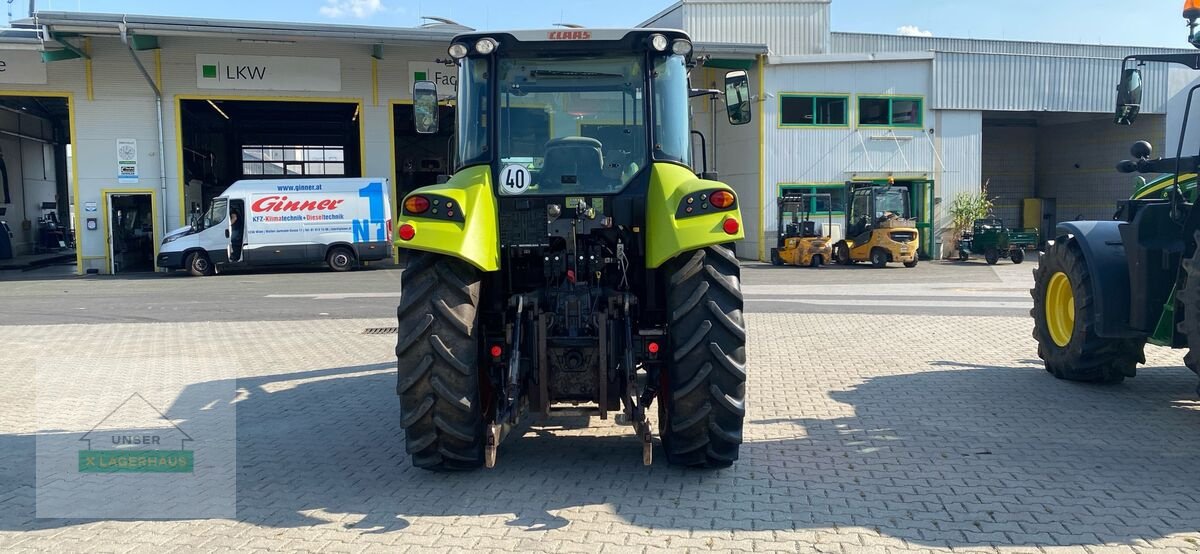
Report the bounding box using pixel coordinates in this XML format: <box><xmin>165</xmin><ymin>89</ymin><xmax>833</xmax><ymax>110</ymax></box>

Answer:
<box><xmin>2</xmin><ymin>258</ymin><xmax>1199</xmax><ymax>552</ymax></box>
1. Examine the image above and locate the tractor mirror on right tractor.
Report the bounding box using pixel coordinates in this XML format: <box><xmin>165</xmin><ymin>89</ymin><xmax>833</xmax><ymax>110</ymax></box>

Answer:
<box><xmin>413</xmin><ymin>80</ymin><xmax>440</xmax><ymax>134</ymax></box>
<box><xmin>1115</xmin><ymin>67</ymin><xmax>1143</xmax><ymax>125</ymax></box>
<box><xmin>724</xmin><ymin>70</ymin><xmax>752</xmax><ymax>125</ymax></box>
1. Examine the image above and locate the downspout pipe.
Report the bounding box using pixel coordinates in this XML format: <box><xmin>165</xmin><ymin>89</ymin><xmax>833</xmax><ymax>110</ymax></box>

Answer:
<box><xmin>119</xmin><ymin>21</ymin><xmax>169</xmax><ymax>239</ymax></box>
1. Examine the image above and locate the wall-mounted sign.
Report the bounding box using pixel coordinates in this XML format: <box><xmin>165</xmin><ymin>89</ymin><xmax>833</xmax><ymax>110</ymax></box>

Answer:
<box><xmin>116</xmin><ymin>139</ymin><xmax>138</xmax><ymax>184</ymax></box>
<box><xmin>84</xmin><ymin>201</ymin><xmax>97</xmax><ymax>212</ymax></box>
<box><xmin>0</xmin><ymin>50</ymin><xmax>47</xmax><ymax>85</ymax></box>
<box><xmin>408</xmin><ymin>61</ymin><xmax>457</xmax><ymax>99</ymax></box>
<box><xmin>196</xmin><ymin>54</ymin><xmax>341</xmax><ymax>92</ymax></box>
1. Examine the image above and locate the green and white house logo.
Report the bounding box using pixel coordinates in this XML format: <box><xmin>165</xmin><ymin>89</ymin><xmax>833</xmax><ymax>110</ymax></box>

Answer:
<box><xmin>77</xmin><ymin>392</ymin><xmax>194</xmax><ymax>473</ymax></box>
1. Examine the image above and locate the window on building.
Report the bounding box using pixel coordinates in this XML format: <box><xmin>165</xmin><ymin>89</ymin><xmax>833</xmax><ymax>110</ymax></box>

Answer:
<box><xmin>780</xmin><ymin>95</ymin><xmax>848</xmax><ymax>126</ymax></box>
<box><xmin>241</xmin><ymin>145</ymin><xmax>346</xmax><ymax>176</ymax></box>
<box><xmin>858</xmin><ymin>96</ymin><xmax>923</xmax><ymax>127</ymax></box>
<box><xmin>779</xmin><ymin>185</ymin><xmax>847</xmax><ymax>216</ymax></box>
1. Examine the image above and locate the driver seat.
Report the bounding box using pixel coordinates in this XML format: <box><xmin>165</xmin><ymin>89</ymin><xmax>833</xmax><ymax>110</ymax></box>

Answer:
<box><xmin>541</xmin><ymin>137</ymin><xmax>604</xmax><ymax>187</ymax></box>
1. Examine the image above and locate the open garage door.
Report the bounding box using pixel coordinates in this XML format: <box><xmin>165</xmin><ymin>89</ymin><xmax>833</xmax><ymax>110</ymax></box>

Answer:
<box><xmin>983</xmin><ymin>111</ymin><xmax>1166</xmax><ymax>246</ymax></box>
<box><xmin>0</xmin><ymin>95</ymin><xmax>74</xmax><ymax>266</ymax></box>
<box><xmin>179</xmin><ymin>98</ymin><xmax>362</xmax><ymax>225</ymax></box>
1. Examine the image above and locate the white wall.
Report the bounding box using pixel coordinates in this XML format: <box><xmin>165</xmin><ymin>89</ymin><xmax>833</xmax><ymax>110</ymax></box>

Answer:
<box><xmin>762</xmin><ymin>58</ymin><xmax>934</xmax><ymax>258</ymax></box>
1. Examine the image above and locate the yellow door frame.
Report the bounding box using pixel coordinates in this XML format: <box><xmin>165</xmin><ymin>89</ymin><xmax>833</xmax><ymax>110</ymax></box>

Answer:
<box><xmin>101</xmin><ymin>188</ymin><xmax>160</xmax><ymax>274</ymax></box>
<box><xmin>173</xmin><ymin>94</ymin><xmax>368</xmax><ymax>227</ymax></box>
<box><xmin>0</xmin><ymin>90</ymin><xmax>81</xmax><ymax>274</ymax></box>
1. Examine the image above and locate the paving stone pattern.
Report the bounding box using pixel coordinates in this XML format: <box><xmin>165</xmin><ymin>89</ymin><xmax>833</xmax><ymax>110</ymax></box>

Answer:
<box><xmin>2</xmin><ymin>314</ymin><xmax>1199</xmax><ymax>552</ymax></box>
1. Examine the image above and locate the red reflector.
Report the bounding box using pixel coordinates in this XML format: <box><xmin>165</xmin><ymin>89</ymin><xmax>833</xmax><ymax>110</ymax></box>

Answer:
<box><xmin>398</xmin><ymin>224</ymin><xmax>415</xmax><ymax>241</ymax></box>
<box><xmin>710</xmin><ymin>190</ymin><xmax>735</xmax><ymax>209</ymax></box>
<box><xmin>647</xmin><ymin>341</ymin><xmax>660</xmax><ymax>354</ymax></box>
<box><xmin>490</xmin><ymin>345</ymin><xmax>502</xmax><ymax>358</ymax></box>
<box><xmin>722</xmin><ymin>218</ymin><xmax>739</xmax><ymax>235</ymax></box>
<box><xmin>404</xmin><ymin>195</ymin><xmax>430</xmax><ymax>214</ymax></box>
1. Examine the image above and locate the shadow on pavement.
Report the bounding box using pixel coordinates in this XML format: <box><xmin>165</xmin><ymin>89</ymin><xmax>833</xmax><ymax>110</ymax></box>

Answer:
<box><xmin>3</xmin><ymin>359</ymin><xmax>1198</xmax><ymax>547</ymax></box>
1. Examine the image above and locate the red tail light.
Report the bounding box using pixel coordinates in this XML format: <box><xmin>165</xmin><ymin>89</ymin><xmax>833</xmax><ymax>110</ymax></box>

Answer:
<box><xmin>490</xmin><ymin>345</ymin><xmax>503</xmax><ymax>358</ymax></box>
<box><xmin>722</xmin><ymin>218</ymin><xmax>739</xmax><ymax>235</ymax></box>
<box><xmin>647</xmin><ymin>341</ymin><xmax>660</xmax><ymax>354</ymax></box>
<box><xmin>386</xmin><ymin>219</ymin><xmax>393</xmax><ymax>241</ymax></box>
<box><xmin>404</xmin><ymin>195</ymin><xmax>430</xmax><ymax>214</ymax></box>
<box><xmin>710</xmin><ymin>190</ymin><xmax>735</xmax><ymax>209</ymax></box>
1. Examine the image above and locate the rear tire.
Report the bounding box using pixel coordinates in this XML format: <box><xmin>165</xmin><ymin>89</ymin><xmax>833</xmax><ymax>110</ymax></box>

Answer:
<box><xmin>661</xmin><ymin>245</ymin><xmax>746</xmax><ymax>468</ymax></box>
<box><xmin>810</xmin><ymin>254</ymin><xmax>823</xmax><ymax>268</ymax></box>
<box><xmin>770</xmin><ymin>248</ymin><xmax>782</xmax><ymax>266</ymax></box>
<box><xmin>870</xmin><ymin>248</ymin><xmax>888</xmax><ymax>268</ymax></box>
<box><xmin>396</xmin><ymin>251</ymin><xmax>485</xmax><ymax>470</ymax></box>
<box><xmin>1011</xmin><ymin>248</ymin><xmax>1025</xmax><ymax>264</ymax></box>
<box><xmin>958</xmin><ymin>250</ymin><xmax>969</xmax><ymax>262</ymax></box>
<box><xmin>1175</xmin><ymin>231</ymin><xmax>1200</xmax><ymax>377</ymax></box>
<box><xmin>1030</xmin><ymin>238</ymin><xmax>1144</xmax><ymax>384</ymax></box>
<box><xmin>186</xmin><ymin>251</ymin><xmax>213</xmax><ymax>277</ymax></box>
<box><xmin>985</xmin><ymin>248</ymin><xmax>999</xmax><ymax>265</ymax></box>
<box><xmin>327</xmin><ymin>246</ymin><xmax>356</xmax><ymax>272</ymax></box>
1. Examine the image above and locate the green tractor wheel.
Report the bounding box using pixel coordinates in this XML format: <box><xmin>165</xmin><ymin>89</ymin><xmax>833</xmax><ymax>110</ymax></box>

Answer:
<box><xmin>660</xmin><ymin>245</ymin><xmax>746</xmax><ymax>468</ymax></box>
<box><xmin>396</xmin><ymin>251</ymin><xmax>486</xmax><ymax>470</ymax></box>
<box><xmin>1030</xmin><ymin>239</ymin><xmax>1144</xmax><ymax>384</ymax></box>
<box><xmin>1175</xmin><ymin>232</ymin><xmax>1200</xmax><ymax>377</ymax></box>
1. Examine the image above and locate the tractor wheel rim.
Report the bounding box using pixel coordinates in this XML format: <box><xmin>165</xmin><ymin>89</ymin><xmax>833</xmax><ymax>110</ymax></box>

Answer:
<box><xmin>1045</xmin><ymin>271</ymin><xmax>1074</xmax><ymax>347</ymax></box>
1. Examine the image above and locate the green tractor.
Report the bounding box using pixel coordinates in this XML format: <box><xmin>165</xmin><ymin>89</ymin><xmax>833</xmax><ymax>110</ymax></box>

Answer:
<box><xmin>393</xmin><ymin>29</ymin><xmax>752</xmax><ymax>470</ymax></box>
<box><xmin>1031</xmin><ymin>2</ymin><xmax>1200</xmax><ymax>390</ymax></box>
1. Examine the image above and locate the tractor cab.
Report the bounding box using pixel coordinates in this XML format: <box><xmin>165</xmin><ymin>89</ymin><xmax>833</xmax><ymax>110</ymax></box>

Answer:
<box><xmin>771</xmin><ymin>193</ymin><xmax>833</xmax><ymax>267</ymax></box>
<box><xmin>394</xmin><ymin>29</ymin><xmax>753</xmax><ymax>470</ymax></box>
<box><xmin>833</xmin><ymin>182</ymin><xmax>919</xmax><ymax>268</ymax></box>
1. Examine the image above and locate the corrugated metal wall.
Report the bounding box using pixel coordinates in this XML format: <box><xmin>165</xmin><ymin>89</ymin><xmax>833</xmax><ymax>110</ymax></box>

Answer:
<box><xmin>933</xmin><ymin>52</ymin><xmax>1169</xmax><ymax>114</ymax></box>
<box><xmin>935</xmin><ymin>110</ymin><xmax>982</xmax><ymax>255</ymax></box>
<box><xmin>832</xmin><ymin>32</ymin><xmax>1189</xmax><ymax>59</ymax></box>
<box><xmin>682</xmin><ymin>0</ymin><xmax>829</xmax><ymax>55</ymax></box>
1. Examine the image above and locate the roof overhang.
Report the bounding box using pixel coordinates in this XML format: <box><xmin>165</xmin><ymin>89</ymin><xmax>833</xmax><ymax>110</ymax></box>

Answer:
<box><xmin>14</xmin><ymin>11</ymin><xmax>464</xmax><ymax>46</ymax></box>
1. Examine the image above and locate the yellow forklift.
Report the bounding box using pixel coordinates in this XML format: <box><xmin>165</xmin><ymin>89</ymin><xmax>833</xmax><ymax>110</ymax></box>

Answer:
<box><xmin>832</xmin><ymin>181</ymin><xmax>919</xmax><ymax>268</ymax></box>
<box><xmin>771</xmin><ymin>192</ymin><xmax>833</xmax><ymax>267</ymax></box>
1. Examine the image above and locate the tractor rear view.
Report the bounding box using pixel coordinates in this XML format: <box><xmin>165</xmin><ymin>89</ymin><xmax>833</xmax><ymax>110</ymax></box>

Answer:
<box><xmin>393</xmin><ymin>29</ymin><xmax>752</xmax><ymax>470</ymax></box>
<box><xmin>1030</xmin><ymin>1</ymin><xmax>1200</xmax><ymax>391</ymax></box>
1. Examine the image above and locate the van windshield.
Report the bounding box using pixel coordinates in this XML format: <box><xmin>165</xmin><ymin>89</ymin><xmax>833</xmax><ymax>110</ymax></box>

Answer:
<box><xmin>199</xmin><ymin>198</ymin><xmax>228</xmax><ymax>230</ymax></box>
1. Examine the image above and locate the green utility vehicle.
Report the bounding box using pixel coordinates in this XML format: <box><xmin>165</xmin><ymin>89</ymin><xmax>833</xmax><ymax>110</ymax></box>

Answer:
<box><xmin>957</xmin><ymin>218</ymin><xmax>1036</xmax><ymax>264</ymax></box>
<box><xmin>1030</xmin><ymin>1</ymin><xmax>1200</xmax><ymax>390</ymax></box>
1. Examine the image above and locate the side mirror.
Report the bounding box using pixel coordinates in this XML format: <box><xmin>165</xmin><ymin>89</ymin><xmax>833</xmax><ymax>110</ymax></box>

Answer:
<box><xmin>413</xmin><ymin>81</ymin><xmax>440</xmax><ymax>134</ymax></box>
<box><xmin>1115</xmin><ymin>67</ymin><xmax>1143</xmax><ymax>125</ymax></box>
<box><xmin>723</xmin><ymin>70</ymin><xmax>752</xmax><ymax>126</ymax></box>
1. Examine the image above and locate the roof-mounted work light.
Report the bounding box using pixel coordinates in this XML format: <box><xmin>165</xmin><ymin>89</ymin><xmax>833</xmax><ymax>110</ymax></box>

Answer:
<box><xmin>1186</xmin><ymin>0</ymin><xmax>1200</xmax><ymax>48</ymax></box>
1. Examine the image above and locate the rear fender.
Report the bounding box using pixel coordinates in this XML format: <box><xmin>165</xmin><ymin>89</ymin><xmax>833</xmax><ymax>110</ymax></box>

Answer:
<box><xmin>393</xmin><ymin>165</ymin><xmax>500</xmax><ymax>272</ymax></box>
<box><xmin>645</xmin><ymin>163</ymin><xmax>744</xmax><ymax>268</ymax></box>
<box><xmin>1055</xmin><ymin>221</ymin><xmax>1139</xmax><ymax>338</ymax></box>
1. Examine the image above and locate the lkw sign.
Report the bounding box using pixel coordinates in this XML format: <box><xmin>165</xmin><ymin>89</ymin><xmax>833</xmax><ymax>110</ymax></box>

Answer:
<box><xmin>196</xmin><ymin>54</ymin><xmax>341</xmax><ymax>92</ymax></box>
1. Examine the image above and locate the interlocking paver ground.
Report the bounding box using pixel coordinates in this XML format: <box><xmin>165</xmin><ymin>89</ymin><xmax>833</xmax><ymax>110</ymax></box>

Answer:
<box><xmin>2</xmin><ymin>309</ymin><xmax>1199</xmax><ymax>552</ymax></box>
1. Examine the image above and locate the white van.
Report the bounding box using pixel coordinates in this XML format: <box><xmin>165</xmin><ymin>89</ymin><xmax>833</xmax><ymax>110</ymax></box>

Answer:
<box><xmin>157</xmin><ymin>178</ymin><xmax>392</xmax><ymax>275</ymax></box>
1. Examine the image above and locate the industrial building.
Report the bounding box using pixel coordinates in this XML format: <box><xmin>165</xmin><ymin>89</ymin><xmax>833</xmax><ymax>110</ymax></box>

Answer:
<box><xmin>0</xmin><ymin>1</ymin><xmax>1190</xmax><ymax>274</ymax></box>
<box><xmin>645</xmin><ymin>0</ymin><xmax>1191</xmax><ymax>260</ymax></box>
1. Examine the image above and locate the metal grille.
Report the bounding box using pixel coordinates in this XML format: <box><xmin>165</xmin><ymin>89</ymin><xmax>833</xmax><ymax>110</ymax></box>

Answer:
<box><xmin>362</xmin><ymin>327</ymin><xmax>398</xmax><ymax>335</ymax></box>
